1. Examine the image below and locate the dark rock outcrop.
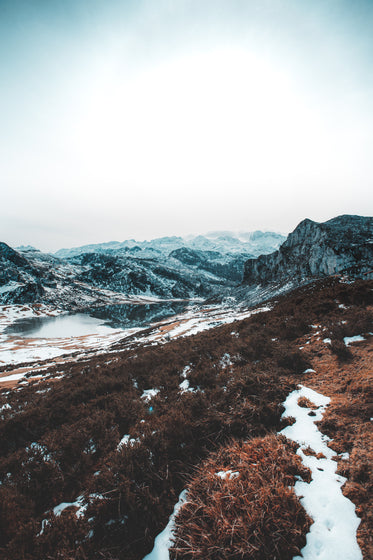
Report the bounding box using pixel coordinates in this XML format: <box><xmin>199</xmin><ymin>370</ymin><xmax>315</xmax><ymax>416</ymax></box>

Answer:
<box><xmin>243</xmin><ymin>215</ymin><xmax>373</xmax><ymax>286</ymax></box>
<box><xmin>71</xmin><ymin>251</ymin><xmax>224</xmax><ymax>299</ymax></box>
<box><xmin>169</xmin><ymin>247</ymin><xmax>248</xmax><ymax>282</ymax></box>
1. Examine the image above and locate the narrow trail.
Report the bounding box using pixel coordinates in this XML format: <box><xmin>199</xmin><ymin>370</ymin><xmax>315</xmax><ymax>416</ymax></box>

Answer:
<box><xmin>143</xmin><ymin>384</ymin><xmax>363</xmax><ymax>560</ymax></box>
<box><xmin>280</xmin><ymin>385</ymin><xmax>362</xmax><ymax>560</ymax></box>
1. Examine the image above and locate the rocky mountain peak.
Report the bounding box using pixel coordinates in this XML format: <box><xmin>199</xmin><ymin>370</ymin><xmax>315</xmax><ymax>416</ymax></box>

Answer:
<box><xmin>281</xmin><ymin>218</ymin><xmax>323</xmax><ymax>249</ymax></box>
<box><xmin>243</xmin><ymin>214</ymin><xmax>373</xmax><ymax>286</ymax></box>
<box><xmin>0</xmin><ymin>242</ymin><xmax>30</xmax><ymax>269</ymax></box>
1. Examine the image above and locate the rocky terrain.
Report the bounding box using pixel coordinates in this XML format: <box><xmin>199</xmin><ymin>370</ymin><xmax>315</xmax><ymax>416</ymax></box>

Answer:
<box><xmin>0</xmin><ymin>244</ymin><xmax>135</xmax><ymax>310</ymax></box>
<box><xmin>0</xmin><ymin>231</ymin><xmax>285</xmax><ymax>309</ymax></box>
<box><xmin>244</xmin><ymin>215</ymin><xmax>373</xmax><ymax>287</ymax></box>
<box><xmin>2</xmin><ymin>214</ymin><xmax>372</xmax><ymax>321</ymax></box>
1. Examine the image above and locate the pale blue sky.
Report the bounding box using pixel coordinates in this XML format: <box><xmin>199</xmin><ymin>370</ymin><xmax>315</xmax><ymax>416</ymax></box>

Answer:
<box><xmin>1</xmin><ymin>0</ymin><xmax>372</xmax><ymax>251</ymax></box>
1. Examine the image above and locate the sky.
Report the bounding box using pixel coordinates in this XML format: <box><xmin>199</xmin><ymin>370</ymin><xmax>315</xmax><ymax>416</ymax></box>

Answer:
<box><xmin>1</xmin><ymin>0</ymin><xmax>372</xmax><ymax>252</ymax></box>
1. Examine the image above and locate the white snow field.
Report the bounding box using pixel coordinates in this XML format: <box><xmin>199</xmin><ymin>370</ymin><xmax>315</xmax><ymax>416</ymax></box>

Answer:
<box><xmin>280</xmin><ymin>385</ymin><xmax>362</xmax><ymax>560</ymax></box>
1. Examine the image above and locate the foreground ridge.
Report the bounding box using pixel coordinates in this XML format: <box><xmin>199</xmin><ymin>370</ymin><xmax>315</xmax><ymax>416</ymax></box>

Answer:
<box><xmin>0</xmin><ymin>277</ymin><xmax>371</xmax><ymax>559</ymax></box>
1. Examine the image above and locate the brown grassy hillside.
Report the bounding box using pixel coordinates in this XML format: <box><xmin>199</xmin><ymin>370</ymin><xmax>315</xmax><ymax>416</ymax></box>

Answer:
<box><xmin>0</xmin><ymin>278</ymin><xmax>371</xmax><ymax>559</ymax></box>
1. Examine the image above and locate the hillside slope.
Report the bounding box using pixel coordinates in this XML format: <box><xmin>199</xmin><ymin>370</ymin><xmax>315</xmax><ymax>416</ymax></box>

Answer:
<box><xmin>0</xmin><ymin>244</ymin><xmax>133</xmax><ymax>309</ymax></box>
<box><xmin>0</xmin><ymin>277</ymin><xmax>371</xmax><ymax>559</ymax></box>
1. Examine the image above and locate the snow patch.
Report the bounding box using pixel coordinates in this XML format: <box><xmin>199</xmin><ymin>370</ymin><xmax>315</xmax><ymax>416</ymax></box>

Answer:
<box><xmin>280</xmin><ymin>385</ymin><xmax>362</xmax><ymax>560</ymax></box>
<box><xmin>53</xmin><ymin>496</ymin><xmax>86</xmax><ymax>518</ymax></box>
<box><xmin>181</xmin><ymin>365</ymin><xmax>191</xmax><ymax>378</ymax></box>
<box><xmin>142</xmin><ymin>490</ymin><xmax>188</xmax><ymax>560</ymax></box>
<box><xmin>141</xmin><ymin>389</ymin><xmax>160</xmax><ymax>402</ymax></box>
<box><xmin>0</xmin><ymin>403</ymin><xmax>11</xmax><ymax>412</ymax></box>
<box><xmin>216</xmin><ymin>470</ymin><xmax>239</xmax><ymax>480</ymax></box>
<box><xmin>39</xmin><ymin>493</ymin><xmax>106</xmax><ymax>535</ymax></box>
<box><xmin>220</xmin><ymin>353</ymin><xmax>233</xmax><ymax>369</ymax></box>
<box><xmin>339</xmin><ymin>452</ymin><xmax>350</xmax><ymax>461</ymax></box>
<box><xmin>344</xmin><ymin>335</ymin><xmax>365</xmax><ymax>346</ymax></box>
<box><xmin>117</xmin><ymin>435</ymin><xmax>140</xmax><ymax>450</ymax></box>
<box><xmin>0</xmin><ymin>373</ymin><xmax>29</xmax><ymax>383</ymax></box>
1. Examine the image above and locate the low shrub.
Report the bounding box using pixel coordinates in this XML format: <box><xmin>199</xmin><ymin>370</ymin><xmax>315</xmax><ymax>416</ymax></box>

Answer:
<box><xmin>277</xmin><ymin>351</ymin><xmax>310</xmax><ymax>374</ymax></box>
<box><xmin>330</xmin><ymin>340</ymin><xmax>353</xmax><ymax>362</ymax></box>
<box><xmin>171</xmin><ymin>435</ymin><xmax>311</xmax><ymax>560</ymax></box>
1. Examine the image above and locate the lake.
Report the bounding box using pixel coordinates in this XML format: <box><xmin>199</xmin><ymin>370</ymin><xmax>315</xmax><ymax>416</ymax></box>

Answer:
<box><xmin>5</xmin><ymin>301</ymin><xmax>191</xmax><ymax>339</ymax></box>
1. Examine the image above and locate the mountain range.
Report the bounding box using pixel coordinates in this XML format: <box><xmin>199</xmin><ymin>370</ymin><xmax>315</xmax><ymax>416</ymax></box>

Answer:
<box><xmin>54</xmin><ymin>231</ymin><xmax>286</xmax><ymax>259</ymax></box>
<box><xmin>0</xmin><ymin>231</ymin><xmax>285</xmax><ymax>309</ymax></box>
<box><xmin>1</xmin><ymin>216</ymin><xmax>372</xmax><ymax>310</ymax></box>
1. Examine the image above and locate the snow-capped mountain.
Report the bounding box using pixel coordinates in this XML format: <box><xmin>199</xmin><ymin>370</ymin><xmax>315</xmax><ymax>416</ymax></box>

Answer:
<box><xmin>0</xmin><ymin>244</ymin><xmax>134</xmax><ymax>309</ymax></box>
<box><xmin>54</xmin><ymin>231</ymin><xmax>286</xmax><ymax>259</ymax></box>
<box><xmin>0</xmin><ymin>230</ymin><xmax>286</xmax><ymax>309</ymax></box>
<box><xmin>3</xmin><ymin>217</ymin><xmax>371</xmax><ymax>311</ymax></box>
<box><xmin>1</xmin><ymin>238</ymin><xmax>266</xmax><ymax>308</ymax></box>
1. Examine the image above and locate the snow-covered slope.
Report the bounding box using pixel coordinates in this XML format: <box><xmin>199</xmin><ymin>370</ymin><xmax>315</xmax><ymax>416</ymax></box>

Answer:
<box><xmin>0</xmin><ymin>245</ymin><xmax>152</xmax><ymax>309</ymax></box>
<box><xmin>0</xmin><ymin>243</ymin><xmax>246</xmax><ymax>308</ymax></box>
<box><xmin>68</xmin><ymin>250</ymin><xmax>232</xmax><ymax>300</ymax></box>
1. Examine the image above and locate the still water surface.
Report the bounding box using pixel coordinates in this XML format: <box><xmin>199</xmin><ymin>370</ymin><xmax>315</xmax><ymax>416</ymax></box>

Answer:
<box><xmin>6</xmin><ymin>302</ymin><xmax>190</xmax><ymax>338</ymax></box>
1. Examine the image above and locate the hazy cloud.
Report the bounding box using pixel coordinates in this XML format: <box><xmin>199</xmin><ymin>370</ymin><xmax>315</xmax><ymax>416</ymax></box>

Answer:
<box><xmin>1</xmin><ymin>0</ymin><xmax>372</xmax><ymax>251</ymax></box>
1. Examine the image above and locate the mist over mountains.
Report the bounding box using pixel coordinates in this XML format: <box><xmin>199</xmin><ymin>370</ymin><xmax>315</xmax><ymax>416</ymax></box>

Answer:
<box><xmin>54</xmin><ymin>230</ymin><xmax>285</xmax><ymax>259</ymax></box>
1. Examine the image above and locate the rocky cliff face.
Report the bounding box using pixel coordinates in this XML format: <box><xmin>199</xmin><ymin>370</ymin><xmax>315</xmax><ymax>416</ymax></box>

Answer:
<box><xmin>0</xmin><ymin>243</ymin><xmax>44</xmax><ymax>303</ymax></box>
<box><xmin>243</xmin><ymin>215</ymin><xmax>373</xmax><ymax>286</ymax></box>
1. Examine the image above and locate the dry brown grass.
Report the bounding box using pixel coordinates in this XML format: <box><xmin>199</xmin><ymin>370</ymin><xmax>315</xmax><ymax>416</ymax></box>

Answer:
<box><xmin>0</xmin><ymin>277</ymin><xmax>371</xmax><ymax>559</ymax></box>
<box><xmin>296</xmin><ymin>313</ymin><xmax>373</xmax><ymax>559</ymax></box>
<box><xmin>171</xmin><ymin>435</ymin><xmax>311</xmax><ymax>560</ymax></box>
<box><xmin>297</xmin><ymin>396</ymin><xmax>318</xmax><ymax>409</ymax></box>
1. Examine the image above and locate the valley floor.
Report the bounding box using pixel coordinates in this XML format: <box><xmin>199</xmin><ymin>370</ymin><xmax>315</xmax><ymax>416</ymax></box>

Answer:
<box><xmin>0</xmin><ymin>300</ymin><xmax>269</xmax><ymax>387</ymax></box>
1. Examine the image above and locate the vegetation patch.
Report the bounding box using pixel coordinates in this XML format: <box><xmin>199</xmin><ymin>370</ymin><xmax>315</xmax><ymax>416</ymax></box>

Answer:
<box><xmin>171</xmin><ymin>435</ymin><xmax>311</xmax><ymax>560</ymax></box>
<box><xmin>0</xmin><ymin>277</ymin><xmax>371</xmax><ymax>559</ymax></box>
<box><xmin>297</xmin><ymin>396</ymin><xmax>318</xmax><ymax>409</ymax></box>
